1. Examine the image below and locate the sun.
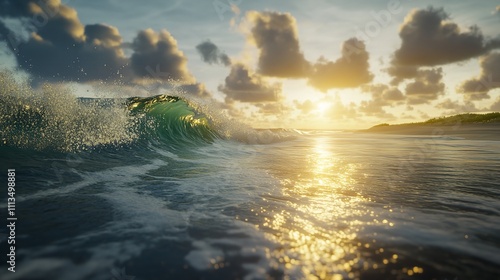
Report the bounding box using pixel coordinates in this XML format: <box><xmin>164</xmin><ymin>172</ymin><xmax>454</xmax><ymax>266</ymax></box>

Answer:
<box><xmin>316</xmin><ymin>102</ymin><xmax>332</xmax><ymax>113</ymax></box>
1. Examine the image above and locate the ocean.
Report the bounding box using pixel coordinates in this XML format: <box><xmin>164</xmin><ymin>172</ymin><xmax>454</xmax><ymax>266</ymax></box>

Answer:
<box><xmin>1</xmin><ymin>77</ymin><xmax>500</xmax><ymax>280</ymax></box>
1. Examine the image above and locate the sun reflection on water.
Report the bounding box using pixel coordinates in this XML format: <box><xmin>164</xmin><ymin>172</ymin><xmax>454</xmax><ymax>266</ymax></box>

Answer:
<box><xmin>259</xmin><ymin>137</ymin><xmax>378</xmax><ymax>279</ymax></box>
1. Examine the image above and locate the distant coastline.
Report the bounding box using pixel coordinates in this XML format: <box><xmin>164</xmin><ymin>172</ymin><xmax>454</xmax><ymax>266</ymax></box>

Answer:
<box><xmin>359</xmin><ymin>113</ymin><xmax>500</xmax><ymax>140</ymax></box>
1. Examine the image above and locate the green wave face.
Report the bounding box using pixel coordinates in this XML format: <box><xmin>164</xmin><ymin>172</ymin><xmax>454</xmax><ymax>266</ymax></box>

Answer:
<box><xmin>127</xmin><ymin>95</ymin><xmax>221</xmax><ymax>147</ymax></box>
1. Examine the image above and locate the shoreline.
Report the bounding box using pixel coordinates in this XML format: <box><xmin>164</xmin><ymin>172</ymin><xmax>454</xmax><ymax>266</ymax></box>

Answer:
<box><xmin>357</xmin><ymin>123</ymin><xmax>500</xmax><ymax>141</ymax></box>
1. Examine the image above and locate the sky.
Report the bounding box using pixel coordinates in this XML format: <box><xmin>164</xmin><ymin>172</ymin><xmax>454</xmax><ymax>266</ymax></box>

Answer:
<box><xmin>0</xmin><ymin>0</ymin><xmax>499</xmax><ymax>129</ymax></box>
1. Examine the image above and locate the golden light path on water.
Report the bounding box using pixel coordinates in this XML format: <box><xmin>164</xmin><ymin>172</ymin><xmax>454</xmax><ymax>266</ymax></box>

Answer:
<box><xmin>254</xmin><ymin>136</ymin><xmax>422</xmax><ymax>279</ymax></box>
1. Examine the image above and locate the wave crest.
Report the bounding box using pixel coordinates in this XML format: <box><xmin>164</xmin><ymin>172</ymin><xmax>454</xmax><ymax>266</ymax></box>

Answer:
<box><xmin>0</xmin><ymin>70</ymin><xmax>297</xmax><ymax>152</ymax></box>
<box><xmin>0</xmin><ymin>71</ymin><xmax>137</xmax><ymax>151</ymax></box>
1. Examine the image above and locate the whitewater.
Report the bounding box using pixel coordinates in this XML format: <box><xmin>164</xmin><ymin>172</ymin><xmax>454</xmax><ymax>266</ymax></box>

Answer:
<box><xmin>1</xmin><ymin>72</ymin><xmax>500</xmax><ymax>280</ymax></box>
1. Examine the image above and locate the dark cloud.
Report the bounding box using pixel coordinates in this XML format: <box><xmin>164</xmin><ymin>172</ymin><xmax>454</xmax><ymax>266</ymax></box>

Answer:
<box><xmin>130</xmin><ymin>29</ymin><xmax>195</xmax><ymax>83</ymax></box>
<box><xmin>358</xmin><ymin>101</ymin><xmax>395</xmax><ymax>119</ymax></box>
<box><xmin>27</xmin><ymin>28</ymin><xmax>127</xmax><ymax>81</ymax></box>
<box><xmin>208</xmin><ymin>13</ymin><xmax>373</xmax><ymax>96</ymax></box>
<box><xmin>218</xmin><ymin>63</ymin><xmax>282</xmax><ymax>103</ymax></box>
<box><xmin>458</xmin><ymin>52</ymin><xmax>500</xmax><ymax>100</ymax></box>
<box><xmin>308</xmin><ymin>38</ymin><xmax>373</xmax><ymax>92</ymax></box>
<box><xmin>0</xmin><ymin>0</ymin><xmax>127</xmax><ymax>82</ymax></box>
<box><xmin>0</xmin><ymin>0</ymin><xmax>199</xmax><ymax>89</ymax></box>
<box><xmin>405</xmin><ymin>68</ymin><xmax>445</xmax><ymax>104</ymax></box>
<box><xmin>436</xmin><ymin>98</ymin><xmax>478</xmax><ymax>113</ymax></box>
<box><xmin>0</xmin><ymin>0</ymin><xmax>43</xmax><ymax>16</ymax></box>
<box><xmin>177</xmin><ymin>83</ymin><xmax>211</xmax><ymax>98</ymax></box>
<box><xmin>360</xmin><ymin>84</ymin><xmax>404</xmax><ymax>116</ymax></box>
<box><xmin>196</xmin><ymin>40</ymin><xmax>231</xmax><ymax>66</ymax></box>
<box><xmin>393</xmin><ymin>7</ymin><xmax>500</xmax><ymax>67</ymax></box>
<box><xmin>386</xmin><ymin>63</ymin><xmax>419</xmax><ymax>85</ymax></box>
<box><xmin>363</xmin><ymin>84</ymin><xmax>405</xmax><ymax>103</ymax></box>
<box><xmin>85</xmin><ymin>24</ymin><xmax>122</xmax><ymax>48</ymax></box>
<box><xmin>388</xmin><ymin>7</ymin><xmax>500</xmax><ymax>85</ymax></box>
<box><xmin>384</xmin><ymin>87</ymin><xmax>406</xmax><ymax>102</ymax></box>
<box><xmin>247</xmin><ymin>11</ymin><xmax>310</xmax><ymax>78</ymax></box>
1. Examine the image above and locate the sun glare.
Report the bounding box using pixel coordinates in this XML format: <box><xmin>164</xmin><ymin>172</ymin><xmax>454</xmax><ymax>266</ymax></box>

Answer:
<box><xmin>316</xmin><ymin>102</ymin><xmax>331</xmax><ymax>113</ymax></box>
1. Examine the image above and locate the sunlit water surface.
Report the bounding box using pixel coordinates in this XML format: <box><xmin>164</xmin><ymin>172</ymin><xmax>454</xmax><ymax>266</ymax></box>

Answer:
<box><xmin>1</xmin><ymin>131</ymin><xmax>499</xmax><ymax>280</ymax></box>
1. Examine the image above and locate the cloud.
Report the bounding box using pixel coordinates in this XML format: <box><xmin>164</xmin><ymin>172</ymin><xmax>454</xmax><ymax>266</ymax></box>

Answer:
<box><xmin>294</xmin><ymin>99</ymin><xmax>315</xmax><ymax>114</ymax></box>
<box><xmin>458</xmin><ymin>52</ymin><xmax>500</xmax><ymax>100</ymax></box>
<box><xmin>363</xmin><ymin>84</ymin><xmax>405</xmax><ymax>103</ymax></box>
<box><xmin>419</xmin><ymin>111</ymin><xmax>430</xmax><ymax>120</ymax></box>
<box><xmin>360</xmin><ymin>84</ymin><xmax>404</xmax><ymax>117</ymax></box>
<box><xmin>196</xmin><ymin>40</ymin><xmax>231</xmax><ymax>66</ymax></box>
<box><xmin>130</xmin><ymin>29</ymin><xmax>195</xmax><ymax>83</ymax></box>
<box><xmin>177</xmin><ymin>83</ymin><xmax>211</xmax><ymax>98</ymax></box>
<box><xmin>392</xmin><ymin>7</ymin><xmax>500</xmax><ymax>67</ymax></box>
<box><xmin>490</xmin><ymin>97</ymin><xmax>500</xmax><ymax>111</ymax></box>
<box><xmin>169</xmin><ymin>82</ymin><xmax>208</xmax><ymax>98</ymax></box>
<box><xmin>0</xmin><ymin>0</ymin><xmax>198</xmax><ymax>88</ymax></box>
<box><xmin>0</xmin><ymin>0</ymin><xmax>130</xmax><ymax>82</ymax></box>
<box><xmin>255</xmin><ymin>102</ymin><xmax>291</xmax><ymax>116</ymax></box>
<box><xmin>85</xmin><ymin>24</ymin><xmax>122</xmax><ymax>48</ymax></box>
<box><xmin>358</xmin><ymin>102</ymin><xmax>396</xmax><ymax>119</ymax></box>
<box><xmin>385</xmin><ymin>64</ymin><xmax>419</xmax><ymax>85</ymax></box>
<box><xmin>218</xmin><ymin>63</ymin><xmax>282</xmax><ymax>103</ymax></box>
<box><xmin>405</xmin><ymin>68</ymin><xmax>445</xmax><ymax>104</ymax></box>
<box><xmin>436</xmin><ymin>98</ymin><xmax>478</xmax><ymax>113</ymax></box>
<box><xmin>216</xmin><ymin>13</ymin><xmax>373</xmax><ymax>94</ymax></box>
<box><xmin>246</xmin><ymin>11</ymin><xmax>310</xmax><ymax>78</ymax></box>
<box><xmin>308</xmin><ymin>38</ymin><xmax>373</xmax><ymax>92</ymax></box>
<box><xmin>325</xmin><ymin>95</ymin><xmax>358</xmax><ymax>120</ymax></box>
